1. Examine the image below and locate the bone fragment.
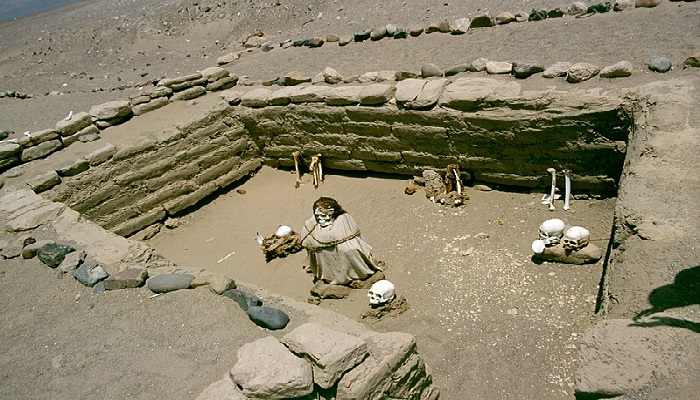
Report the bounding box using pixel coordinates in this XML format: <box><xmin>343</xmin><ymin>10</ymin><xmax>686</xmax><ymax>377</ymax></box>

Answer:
<box><xmin>310</xmin><ymin>154</ymin><xmax>322</xmax><ymax>188</ymax></box>
<box><xmin>546</xmin><ymin>167</ymin><xmax>556</xmax><ymax>211</ymax></box>
<box><xmin>563</xmin><ymin>169</ymin><xmax>571</xmax><ymax>211</ymax></box>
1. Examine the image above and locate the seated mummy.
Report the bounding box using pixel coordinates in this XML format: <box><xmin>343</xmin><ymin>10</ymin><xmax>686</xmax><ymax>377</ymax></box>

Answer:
<box><xmin>300</xmin><ymin>197</ymin><xmax>381</xmax><ymax>285</ymax></box>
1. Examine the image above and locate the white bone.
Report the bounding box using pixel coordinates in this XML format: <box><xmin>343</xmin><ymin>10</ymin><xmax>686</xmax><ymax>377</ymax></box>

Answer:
<box><xmin>23</xmin><ymin>131</ymin><xmax>31</xmax><ymax>137</ymax></box>
<box><xmin>563</xmin><ymin>169</ymin><xmax>571</xmax><ymax>211</ymax></box>
<box><xmin>452</xmin><ymin>167</ymin><xmax>462</xmax><ymax>195</ymax></box>
<box><xmin>310</xmin><ymin>154</ymin><xmax>322</xmax><ymax>188</ymax></box>
<box><xmin>65</xmin><ymin>111</ymin><xmax>73</xmax><ymax>121</ymax></box>
<box><xmin>546</xmin><ymin>168</ymin><xmax>557</xmax><ymax>211</ymax></box>
<box><xmin>368</xmin><ymin>280</ymin><xmax>396</xmax><ymax>305</ymax></box>
<box><xmin>292</xmin><ymin>151</ymin><xmax>302</xmax><ymax>188</ymax></box>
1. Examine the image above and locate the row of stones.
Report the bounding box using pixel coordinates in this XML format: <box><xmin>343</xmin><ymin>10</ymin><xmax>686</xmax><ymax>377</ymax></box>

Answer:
<box><xmin>0</xmin><ymin>66</ymin><xmax>238</xmax><ymax>175</ymax></box>
<box><xmin>200</xmin><ymin>323</ymin><xmax>439</xmax><ymax>400</ymax></box>
<box><xmin>236</xmin><ymin>0</ymin><xmax>665</xmax><ymax>52</ymax></box>
<box><xmin>0</xmin><ymin>233</ymin><xmax>295</xmax><ymax>331</ymax></box>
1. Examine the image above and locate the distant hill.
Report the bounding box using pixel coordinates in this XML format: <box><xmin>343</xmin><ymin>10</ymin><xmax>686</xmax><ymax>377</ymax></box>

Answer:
<box><xmin>0</xmin><ymin>0</ymin><xmax>78</xmax><ymax>22</ymax></box>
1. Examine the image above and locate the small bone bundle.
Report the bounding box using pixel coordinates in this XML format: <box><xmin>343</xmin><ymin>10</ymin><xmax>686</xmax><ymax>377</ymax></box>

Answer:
<box><xmin>259</xmin><ymin>225</ymin><xmax>302</xmax><ymax>262</ymax></box>
<box><xmin>292</xmin><ymin>151</ymin><xmax>323</xmax><ymax>188</ymax></box>
<box><xmin>412</xmin><ymin>165</ymin><xmax>469</xmax><ymax>207</ymax></box>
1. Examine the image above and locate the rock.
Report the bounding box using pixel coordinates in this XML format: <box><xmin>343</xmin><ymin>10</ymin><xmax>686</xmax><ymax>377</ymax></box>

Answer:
<box><xmin>230</xmin><ymin>336</ymin><xmax>313</xmax><ymax>398</ymax></box>
<box><xmin>348</xmin><ymin>270</ymin><xmax>386</xmax><ymax>289</ymax></box>
<box><xmin>283</xmin><ymin>71</ymin><xmax>311</xmax><ymax>86</ymax></box>
<box><xmin>495</xmin><ymin>12</ymin><xmax>515</xmax><ymax>25</ymax></box>
<box><xmin>408</xmin><ymin>25</ymin><xmax>424</xmax><ymax>36</ymax></box>
<box><xmin>103</xmin><ymin>268</ymin><xmax>148</xmax><ymax>290</ymax></box>
<box><xmin>394</xmin><ymin>71</ymin><xmax>418</xmax><ymax>81</ymax></box>
<box><xmin>529</xmin><ymin>9</ymin><xmax>548</xmax><ymax>21</ymax></box>
<box><xmin>207</xmin><ymin>275</ymin><xmax>236</xmax><ymax>294</ymax></box>
<box><xmin>444</xmin><ymin>64</ymin><xmax>469</xmax><ymax>76</ymax></box>
<box><xmin>73</xmin><ymin>262</ymin><xmax>109</xmax><ymax>287</ymax></box>
<box><xmin>683</xmin><ymin>52</ymin><xmax>700</xmax><ymax>69</ymax></box>
<box><xmin>37</xmin><ymin>243</ymin><xmax>76</xmax><ymax>268</ymax></box>
<box><xmin>325</xmin><ymin>34</ymin><xmax>339</xmax><ymax>42</ymax></box>
<box><xmin>566</xmin><ymin>63</ymin><xmax>601</xmax><ymax>83</ymax></box>
<box><xmin>426</xmin><ymin>20</ymin><xmax>450</xmax><ymax>33</ymax></box>
<box><xmin>353</xmin><ymin>29</ymin><xmax>371</xmax><ymax>42</ymax></box>
<box><xmin>85</xmin><ymin>143</ymin><xmax>116</xmax><ymax>166</ymax></box>
<box><xmin>450</xmin><ymin>17</ymin><xmax>470</xmax><ymax>34</ymax></box>
<box><xmin>511</xmin><ymin>62</ymin><xmax>544</xmax><ymax>79</ymax></box>
<box><xmin>89</xmin><ymin>100</ymin><xmax>132</xmax><ymax>121</ymax></box>
<box><xmin>21</xmin><ymin>239</ymin><xmax>54</xmax><ymax>259</ymax></box>
<box><xmin>146</xmin><ymin>273</ymin><xmax>194</xmax><ymax>293</ymax></box>
<box><xmin>614</xmin><ymin>0</ymin><xmax>636</xmax><ymax>11</ymax></box>
<box><xmin>199</xmin><ymin>66</ymin><xmax>229</xmax><ymax>82</ymax></box>
<box><xmin>170</xmin><ymin>86</ymin><xmax>206</xmax><ymax>101</ymax></box>
<box><xmin>359</xmin><ymin>84</ymin><xmax>395</xmax><ymax>105</ymax></box>
<box><xmin>55</xmin><ymin>111</ymin><xmax>93</xmax><ymax>137</ymax></box>
<box><xmin>222</xmin><ymin>288</ymin><xmax>263</xmax><ymax>311</ymax></box>
<box><xmin>195</xmin><ymin>376</ymin><xmax>247</xmax><ymax>400</ymax></box>
<box><xmin>547</xmin><ymin>8</ymin><xmax>565</xmax><ymax>18</ymax></box>
<box><xmin>393</xmin><ymin>27</ymin><xmax>408</xmax><ymax>39</ymax></box>
<box><xmin>370</xmin><ymin>26</ymin><xmax>386</xmax><ymax>41</ymax></box>
<box><xmin>567</xmin><ymin>2</ymin><xmax>589</xmax><ymax>16</ymax></box>
<box><xmin>219</xmin><ymin>89</ymin><xmax>244</xmax><ymax>105</ymax></box>
<box><xmin>57</xmin><ymin>249</ymin><xmax>86</xmax><ymax>273</ymax></box>
<box><xmin>304</xmin><ymin>37</ymin><xmax>324</xmax><ymax>48</ymax></box>
<box><xmin>338</xmin><ymin>35</ymin><xmax>353</xmax><ymax>46</ymax></box>
<box><xmin>635</xmin><ymin>0</ymin><xmax>662</xmax><ymax>8</ymax></box>
<box><xmin>469</xmin><ymin>57</ymin><xmax>489</xmax><ymax>72</ymax></box>
<box><xmin>281</xmin><ymin>323</ymin><xmax>369</xmax><ymax>388</ymax></box>
<box><xmin>26</xmin><ymin>170</ymin><xmax>61</xmax><ymax>193</ymax></box>
<box><xmin>246</xmin><ymin>306</ymin><xmax>289</xmax><ymax>330</ymax></box>
<box><xmin>310</xmin><ymin>282</ymin><xmax>352</xmax><ymax>299</ymax></box>
<box><xmin>470</xmin><ymin>14</ymin><xmax>495</xmax><ymax>28</ymax></box>
<box><xmin>385</xmin><ymin>24</ymin><xmax>397</xmax><ymax>37</ymax></box>
<box><xmin>542</xmin><ymin>62</ymin><xmax>572</xmax><ymax>78</ymax></box>
<box><xmin>533</xmin><ymin>243</ymin><xmax>603</xmax><ymax>264</ymax></box>
<box><xmin>322</xmin><ymin>67</ymin><xmax>343</xmax><ymax>84</ymax></box>
<box><xmin>588</xmin><ymin>3</ymin><xmax>613</xmax><ymax>13</ymax></box>
<box><xmin>485</xmin><ymin>61</ymin><xmax>513</xmax><ymax>75</ymax></box>
<box><xmin>474</xmin><ymin>184</ymin><xmax>493</xmax><ymax>191</ymax></box>
<box><xmin>216</xmin><ymin>51</ymin><xmax>241</xmax><ymax>66</ymax></box>
<box><xmin>395</xmin><ymin>78</ymin><xmax>447</xmax><ymax>110</ymax></box>
<box><xmin>514</xmin><ymin>11</ymin><xmax>529</xmax><ymax>22</ymax></box>
<box><xmin>420</xmin><ymin>63</ymin><xmax>443</xmax><ymax>78</ymax></box>
<box><xmin>647</xmin><ymin>56</ymin><xmax>672</xmax><ymax>73</ymax></box>
<box><xmin>600</xmin><ymin>61</ymin><xmax>634</xmax><ymax>78</ymax></box>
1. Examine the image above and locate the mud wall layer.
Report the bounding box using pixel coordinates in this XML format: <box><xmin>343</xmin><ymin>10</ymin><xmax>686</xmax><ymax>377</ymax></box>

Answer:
<box><xmin>45</xmin><ymin>104</ymin><xmax>261</xmax><ymax>237</ymax></box>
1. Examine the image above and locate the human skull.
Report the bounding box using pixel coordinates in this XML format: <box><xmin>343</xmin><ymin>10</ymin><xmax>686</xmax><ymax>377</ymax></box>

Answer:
<box><xmin>368</xmin><ymin>280</ymin><xmax>396</xmax><ymax>306</ymax></box>
<box><xmin>314</xmin><ymin>208</ymin><xmax>334</xmax><ymax>227</ymax></box>
<box><xmin>538</xmin><ymin>218</ymin><xmax>566</xmax><ymax>246</ymax></box>
<box><xmin>275</xmin><ymin>225</ymin><xmax>293</xmax><ymax>238</ymax></box>
<box><xmin>562</xmin><ymin>226</ymin><xmax>590</xmax><ymax>250</ymax></box>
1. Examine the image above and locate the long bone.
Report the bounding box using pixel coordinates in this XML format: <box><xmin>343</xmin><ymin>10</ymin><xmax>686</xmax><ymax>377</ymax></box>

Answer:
<box><xmin>292</xmin><ymin>151</ymin><xmax>302</xmax><ymax>188</ymax></box>
<box><xmin>540</xmin><ymin>167</ymin><xmax>558</xmax><ymax>211</ymax></box>
<box><xmin>563</xmin><ymin>169</ymin><xmax>571</xmax><ymax>211</ymax></box>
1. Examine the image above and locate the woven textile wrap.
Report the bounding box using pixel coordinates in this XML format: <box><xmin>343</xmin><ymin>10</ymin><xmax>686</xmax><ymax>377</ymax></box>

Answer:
<box><xmin>301</xmin><ymin>213</ymin><xmax>380</xmax><ymax>285</ymax></box>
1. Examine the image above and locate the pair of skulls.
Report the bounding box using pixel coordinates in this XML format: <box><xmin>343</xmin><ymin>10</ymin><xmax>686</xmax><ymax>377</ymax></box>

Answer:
<box><xmin>537</xmin><ymin>218</ymin><xmax>591</xmax><ymax>251</ymax></box>
<box><xmin>368</xmin><ymin>280</ymin><xmax>396</xmax><ymax>306</ymax></box>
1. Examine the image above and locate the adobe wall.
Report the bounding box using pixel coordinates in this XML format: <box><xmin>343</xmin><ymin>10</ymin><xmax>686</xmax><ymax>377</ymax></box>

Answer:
<box><xmin>27</xmin><ymin>77</ymin><xmax>632</xmax><ymax>237</ymax></box>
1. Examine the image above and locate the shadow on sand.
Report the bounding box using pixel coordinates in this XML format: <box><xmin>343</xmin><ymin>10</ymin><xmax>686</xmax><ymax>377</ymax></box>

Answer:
<box><xmin>631</xmin><ymin>265</ymin><xmax>700</xmax><ymax>333</ymax></box>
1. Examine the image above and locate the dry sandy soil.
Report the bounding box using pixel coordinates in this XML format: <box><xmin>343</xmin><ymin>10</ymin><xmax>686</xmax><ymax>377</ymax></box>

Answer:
<box><xmin>1</xmin><ymin>1</ymin><xmax>699</xmax><ymax>399</ymax></box>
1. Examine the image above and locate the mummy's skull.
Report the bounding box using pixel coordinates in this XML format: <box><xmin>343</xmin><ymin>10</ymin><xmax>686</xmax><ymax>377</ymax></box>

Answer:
<box><xmin>562</xmin><ymin>226</ymin><xmax>590</xmax><ymax>250</ymax></box>
<box><xmin>538</xmin><ymin>218</ymin><xmax>566</xmax><ymax>246</ymax></box>
<box><xmin>368</xmin><ymin>280</ymin><xmax>396</xmax><ymax>306</ymax></box>
<box><xmin>314</xmin><ymin>208</ymin><xmax>334</xmax><ymax>227</ymax></box>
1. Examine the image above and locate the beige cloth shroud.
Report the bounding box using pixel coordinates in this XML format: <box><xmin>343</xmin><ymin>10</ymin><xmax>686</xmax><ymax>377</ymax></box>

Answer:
<box><xmin>301</xmin><ymin>213</ymin><xmax>381</xmax><ymax>285</ymax></box>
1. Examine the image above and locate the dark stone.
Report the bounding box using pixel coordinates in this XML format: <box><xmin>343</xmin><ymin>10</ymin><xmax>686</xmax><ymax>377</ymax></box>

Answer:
<box><xmin>444</xmin><ymin>64</ymin><xmax>469</xmax><ymax>76</ymax></box>
<box><xmin>529</xmin><ymin>9</ymin><xmax>548</xmax><ymax>21</ymax></box>
<box><xmin>246</xmin><ymin>306</ymin><xmax>290</xmax><ymax>330</ymax></box>
<box><xmin>37</xmin><ymin>243</ymin><xmax>76</xmax><ymax>268</ymax></box>
<box><xmin>647</xmin><ymin>56</ymin><xmax>672</xmax><ymax>73</ymax></box>
<box><xmin>93</xmin><ymin>282</ymin><xmax>106</xmax><ymax>294</ymax></box>
<box><xmin>395</xmin><ymin>71</ymin><xmax>418</xmax><ymax>81</ymax></box>
<box><xmin>103</xmin><ymin>268</ymin><xmax>148</xmax><ymax>290</ymax></box>
<box><xmin>353</xmin><ymin>29</ymin><xmax>372</xmax><ymax>42</ymax></box>
<box><xmin>304</xmin><ymin>37</ymin><xmax>324</xmax><ymax>48</ymax></box>
<box><xmin>393</xmin><ymin>28</ymin><xmax>408</xmax><ymax>39</ymax></box>
<box><xmin>222</xmin><ymin>288</ymin><xmax>263</xmax><ymax>311</ymax></box>
<box><xmin>588</xmin><ymin>2</ymin><xmax>613</xmax><ymax>13</ymax></box>
<box><xmin>146</xmin><ymin>273</ymin><xmax>194</xmax><ymax>293</ymax></box>
<box><xmin>73</xmin><ymin>262</ymin><xmax>109</xmax><ymax>287</ymax></box>
<box><xmin>512</xmin><ymin>62</ymin><xmax>545</xmax><ymax>79</ymax></box>
<box><xmin>547</xmin><ymin>8</ymin><xmax>565</xmax><ymax>18</ymax></box>
<box><xmin>292</xmin><ymin>39</ymin><xmax>306</xmax><ymax>47</ymax></box>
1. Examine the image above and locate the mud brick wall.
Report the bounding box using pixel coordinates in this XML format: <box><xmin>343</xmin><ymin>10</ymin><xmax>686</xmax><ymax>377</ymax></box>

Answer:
<box><xmin>45</xmin><ymin>105</ymin><xmax>261</xmax><ymax>237</ymax></box>
<box><xmin>235</xmin><ymin>83</ymin><xmax>631</xmax><ymax>193</ymax></box>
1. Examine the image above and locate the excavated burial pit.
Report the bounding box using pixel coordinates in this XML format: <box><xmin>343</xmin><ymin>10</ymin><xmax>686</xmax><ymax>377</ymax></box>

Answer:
<box><xmin>143</xmin><ymin>98</ymin><xmax>635</xmax><ymax>318</ymax></box>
